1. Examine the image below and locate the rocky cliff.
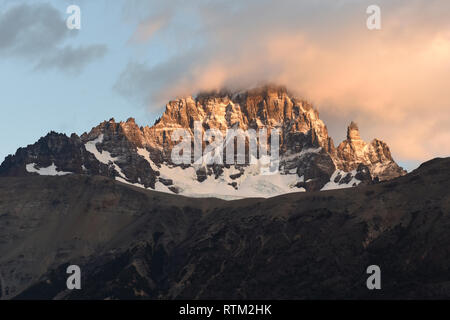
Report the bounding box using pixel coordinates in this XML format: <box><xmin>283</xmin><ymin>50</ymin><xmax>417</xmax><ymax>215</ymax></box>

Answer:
<box><xmin>0</xmin><ymin>85</ymin><xmax>405</xmax><ymax>199</ymax></box>
<box><xmin>336</xmin><ymin>121</ymin><xmax>405</xmax><ymax>181</ymax></box>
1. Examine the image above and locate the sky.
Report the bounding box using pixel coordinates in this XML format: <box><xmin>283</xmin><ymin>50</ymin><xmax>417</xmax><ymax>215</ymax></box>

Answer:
<box><xmin>1</xmin><ymin>0</ymin><xmax>449</xmax><ymax>171</ymax></box>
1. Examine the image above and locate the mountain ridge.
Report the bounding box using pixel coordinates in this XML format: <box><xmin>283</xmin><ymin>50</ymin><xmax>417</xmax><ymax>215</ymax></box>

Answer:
<box><xmin>0</xmin><ymin>85</ymin><xmax>406</xmax><ymax>199</ymax></box>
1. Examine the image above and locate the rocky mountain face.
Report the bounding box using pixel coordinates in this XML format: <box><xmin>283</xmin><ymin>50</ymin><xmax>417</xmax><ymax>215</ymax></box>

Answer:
<box><xmin>336</xmin><ymin>122</ymin><xmax>405</xmax><ymax>181</ymax></box>
<box><xmin>0</xmin><ymin>85</ymin><xmax>405</xmax><ymax>199</ymax></box>
<box><xmin>0</xmin><ymin>157</ymin><xmax>449</xmax><ymax>299</ymax></box>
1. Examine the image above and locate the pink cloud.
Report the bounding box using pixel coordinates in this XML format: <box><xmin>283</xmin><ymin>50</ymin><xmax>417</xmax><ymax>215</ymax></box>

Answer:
<box><xmin>118</xmin><ymin>0</ymin><xmax>450</xmax><ymax>162</ymax></box>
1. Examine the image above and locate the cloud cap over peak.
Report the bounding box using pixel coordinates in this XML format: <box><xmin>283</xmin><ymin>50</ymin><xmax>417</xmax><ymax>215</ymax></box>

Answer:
<box><xmin>115</xmin><ymin>0</ymin><xmax>450</xmax><ymax>162</ymax></box>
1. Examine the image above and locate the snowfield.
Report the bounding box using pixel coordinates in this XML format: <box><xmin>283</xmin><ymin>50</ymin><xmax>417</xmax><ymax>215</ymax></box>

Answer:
<box><xmin>24</xmin><ymin>135</ymin><xmax>365</xmax><ymax>200</ymax></box>
<box><xmin>26</xmin><ymin>163</ymin><xmax>72</xmax><ymax>176</ymax></box>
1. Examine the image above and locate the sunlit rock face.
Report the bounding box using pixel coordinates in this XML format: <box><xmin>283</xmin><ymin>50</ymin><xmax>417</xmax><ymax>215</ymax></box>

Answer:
<box><xmin>336</xmin><ymin>121</ymin><xmax>406</xmax><ymax>181</ymax></box>
<box><xmin>0</xmin><ymin>85</ymin><xmax>405</xmax><ymax>198</ymax></box>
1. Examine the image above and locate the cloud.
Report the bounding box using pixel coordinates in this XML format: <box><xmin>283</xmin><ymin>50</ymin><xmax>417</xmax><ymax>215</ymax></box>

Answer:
<box><xmin>115</xmin><ymin>0</ymin><xmax>450</xmax><ymax>162</ymax></box>
<box><xmin>35</xmin><ymin>45</ymin><xmax>107</xmax><ymax>73</ymax></box>
<box><xmin>129</xmin><ymin>14</ymin><xmax>170</xmax><ymax>43</ymax></box>
<box><xmin>0</xmin><ymin>2</ymin><xmax>107</xmax><ymax>73</ymax></box>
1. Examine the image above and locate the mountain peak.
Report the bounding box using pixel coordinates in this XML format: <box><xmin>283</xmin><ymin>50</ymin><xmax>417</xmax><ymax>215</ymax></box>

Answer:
<box><xmin>0</xmin><ymin>84</ymin><xmax>406</xmax><ymax>197</ymax></box>
<box><xmin>347</xmin><ymin>121</ymin><xmax>361</xmax><ymax>140</ymax></box>
<box><xmin>245</xmin><ymin>84</ymin><xmax>289</xmax><ymax>97</ymax></box>
<box><xmin>337</xmin><ymin>121</ymin><xmax>406</xmax><ymax>180</ymax></box>
<box><xmin>195</xmin><ymin>84</ymin><xmax>290</xmax><ymax>101</ymax></box>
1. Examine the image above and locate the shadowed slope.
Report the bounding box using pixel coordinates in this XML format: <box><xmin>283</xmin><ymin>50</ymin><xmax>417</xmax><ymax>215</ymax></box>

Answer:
<box><xmin>0</xmin><ymin>157</ymin><xmax>448</xmax><ymax>299</ymax></box>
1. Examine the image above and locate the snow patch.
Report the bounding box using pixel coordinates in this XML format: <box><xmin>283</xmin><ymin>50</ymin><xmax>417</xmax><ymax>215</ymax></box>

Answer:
<box><xmin>26</xmin><ymin>163</ymin><xmax>72</xmax><ymax>176</ymax></box>
<box><xmin>115</xmin><ymin>176</ymin><xmax>146</xmax><ymax>189</ymax></box>
<box><xmin>321</xmin><ymin>170</ymin><xmax>361</xmax><ymax>191</ymax></box>
<box><xmin>153</xmin><ymin>162</ymin><xmax>305</xmax><ymax>200</ymax></box>
<box><xmin>85</xmin><ymin>134</ymin><xmax>126</xmax><ymax>178</ymax></box>
<box><xmin>137</xmin><ymin>147</ymin><xmax>158</xmax><ymax>170</ymax></box>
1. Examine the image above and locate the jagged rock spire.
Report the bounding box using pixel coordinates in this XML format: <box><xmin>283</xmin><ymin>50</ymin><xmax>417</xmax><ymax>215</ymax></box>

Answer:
<box><xmin>337</xmin><ymin>120</ymin><xmax>406</xmax><ymax>180</ymax></box>
<box><xmin>347</xmin><ymin>121</ymin><xmax>361</xmax><ymax>140</ymax></box>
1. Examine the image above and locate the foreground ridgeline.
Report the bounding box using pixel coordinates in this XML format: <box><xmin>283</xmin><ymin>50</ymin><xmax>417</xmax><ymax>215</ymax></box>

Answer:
<box><xmin>0</xmin><ymin>157</ymin><xmax>448</xmax><ymax>299</ymax></box>
<box><xmin>0</xmin><ymin>85</ymin><xmax>405</xmax><ymax>199</ymax></box>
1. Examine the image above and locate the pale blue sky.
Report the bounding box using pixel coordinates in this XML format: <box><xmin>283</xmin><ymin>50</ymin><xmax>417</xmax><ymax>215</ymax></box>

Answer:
<box><xmin>0</xmin><ymin>0</ymin><xmax>161</xmax><ymax>163</ymax></box>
